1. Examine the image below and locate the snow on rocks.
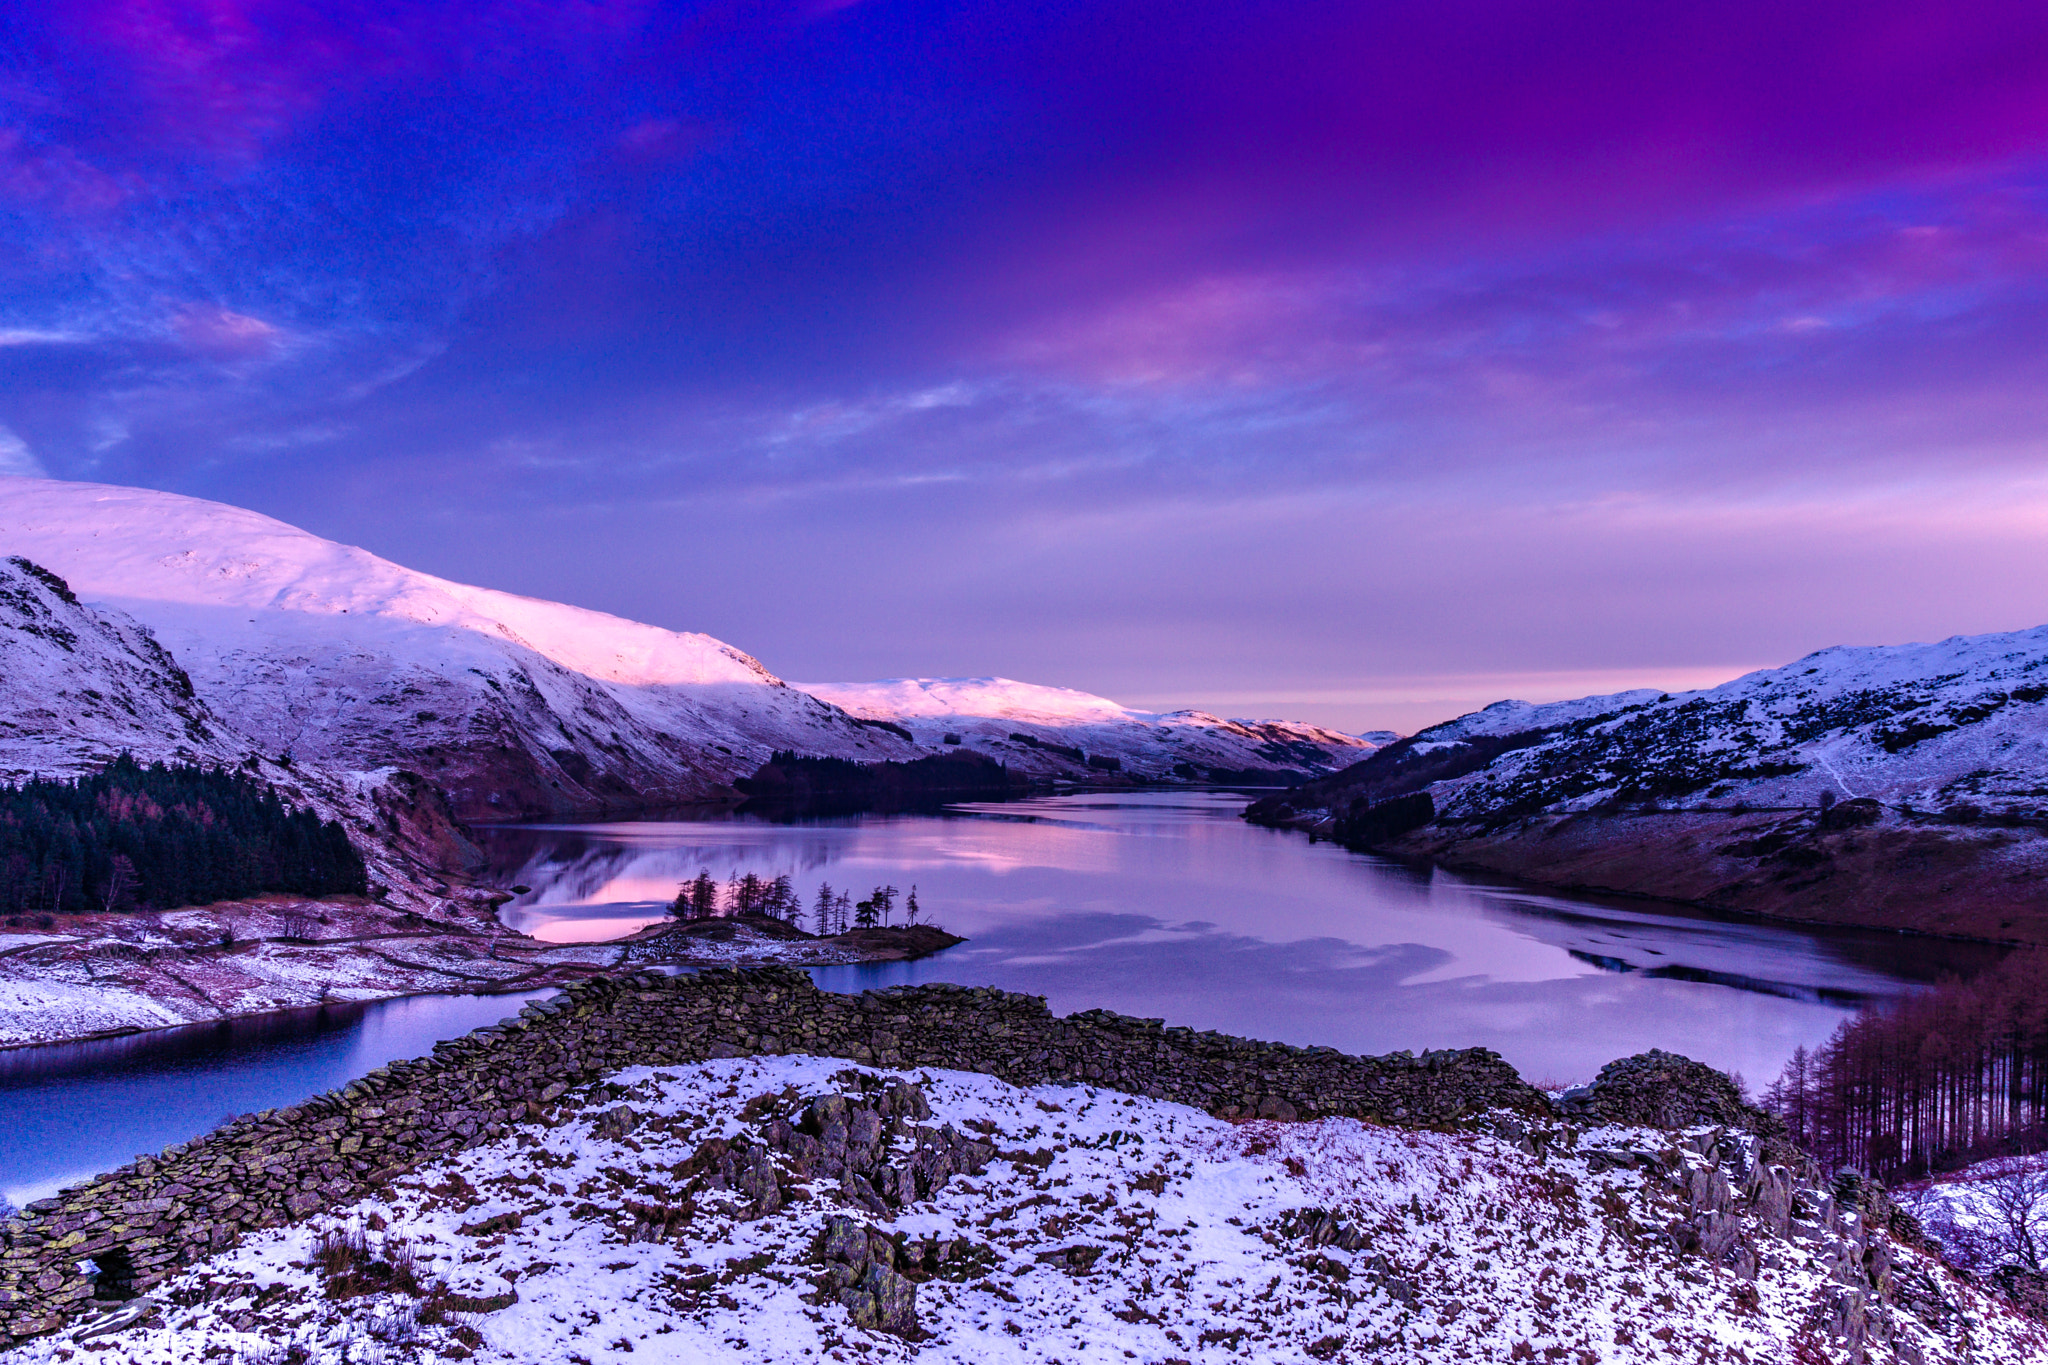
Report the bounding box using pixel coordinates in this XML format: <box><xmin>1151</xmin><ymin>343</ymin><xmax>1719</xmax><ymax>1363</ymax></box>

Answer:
<box><xmin>11</xmin><ymin>1057</ymin><xmax>2040</xmax><ymax>1365</ymax></box>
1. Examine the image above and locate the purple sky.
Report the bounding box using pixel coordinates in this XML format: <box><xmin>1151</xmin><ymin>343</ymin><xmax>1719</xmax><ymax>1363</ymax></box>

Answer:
<box><xmin>4</xmin><ymin>1</ymin><xmax>2048</xmax><ymax>732</ymax></box>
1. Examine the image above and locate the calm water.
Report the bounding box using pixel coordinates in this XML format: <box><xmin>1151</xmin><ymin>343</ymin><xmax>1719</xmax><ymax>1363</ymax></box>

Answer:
<box><xmin>0</xmin><ymin>790</ymin><xmax>1995</xmax><ymax>1206</ymax></box>
<box><xmin>484</xmin><ymin>791</ymin><xmax>1994</xmax><ymax>1087</ymax></box>
<box><xmin>0</xmin><ymin>990</ymin><xmax>549</xmax><ymax>1207</ymax></box>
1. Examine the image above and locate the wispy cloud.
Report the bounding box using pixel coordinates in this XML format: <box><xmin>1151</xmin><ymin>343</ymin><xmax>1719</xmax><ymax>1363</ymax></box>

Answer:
<box><xmin>0</xmin><ymin>427</ymin><xmax>48</xmax><ymax>477</ymax></box>
<box><xmin>3</xmin><ymin>0</ymin><xmax>2048</xmax><ymax>729</ymax></box>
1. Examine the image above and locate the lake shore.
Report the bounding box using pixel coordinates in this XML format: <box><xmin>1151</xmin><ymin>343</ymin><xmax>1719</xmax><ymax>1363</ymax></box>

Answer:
<box><xmin>1244</xmin><ymin>800</ymin><xmax>2048</xmax><ymax>948</ymax></box>
<box><xmin>0</xmin><ymin>898</ymin><xmax>966</xmax><ymax>1052</ymax></box>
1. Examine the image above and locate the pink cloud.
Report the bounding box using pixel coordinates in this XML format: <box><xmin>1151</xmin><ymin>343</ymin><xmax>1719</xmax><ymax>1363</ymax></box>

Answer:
<box><xmin>172</xmin><ymin>303</ymin><xmax>282</xmax><ymax>358</ymax></box>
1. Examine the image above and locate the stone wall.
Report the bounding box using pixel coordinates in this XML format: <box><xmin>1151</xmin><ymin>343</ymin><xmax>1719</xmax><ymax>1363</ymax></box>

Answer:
<box><xmin>0</xmin><ymin>966</ymin><xmax>1547</xmax><ymax>1344</ymax></box>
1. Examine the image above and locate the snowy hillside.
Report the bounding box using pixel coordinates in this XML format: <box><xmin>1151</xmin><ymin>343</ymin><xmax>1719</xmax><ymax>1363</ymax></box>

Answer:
<box><xmin>0</xmin><ymin>555</ymin><xmax>238</xmax><ymax>777</ymax></box>
<box><xmin>0</xmin><ymin>478</ymin><xmax>1379</xmax><ymax>823</ymax></box>
<box><xmin>22</xmin><ymin>1054</ymin><xmax>2040</xmax><ymax>1364</ymax></box>
<box><xmin>0</xmin><ymin>478</ymin><xmax>916</xmax><ymax>820</ymax></box>
<box><xmin>800</xmin><ymin>676</ymin><xmax>1383</xmax><ymax>782</ymax></box>
<box><xmin>1251</xmin><ymin>625</ymin><xmax>2048</xmax><ymax>941</ymax></box>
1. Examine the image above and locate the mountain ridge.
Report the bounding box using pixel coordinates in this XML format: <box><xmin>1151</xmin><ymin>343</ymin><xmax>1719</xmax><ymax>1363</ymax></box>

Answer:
<box><xmin>1248</xmin><ymin>623</ymin><xmax>2048</xmax><ymax>944</ymax></box>
<box><xmin>0</xmin><ymin>477</ymin><xmax>1374</xmax><ymax>830</ymax></box>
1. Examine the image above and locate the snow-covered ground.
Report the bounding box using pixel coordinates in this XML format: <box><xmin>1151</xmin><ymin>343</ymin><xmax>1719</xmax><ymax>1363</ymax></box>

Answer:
<box><xmin>0</xmin><ymin>897</ymin><xmax>621</xmax><ymax>1049</ymax></box>
<box><xmin>1897</xmin><ymin>1153</ymin><xmax>2048</xmax><ymax>1280</ymax></box>
<box><xmin>15</xmin><ymin>1056</ymin><xmax>2040</xmax><ymax>1364</ymax></box>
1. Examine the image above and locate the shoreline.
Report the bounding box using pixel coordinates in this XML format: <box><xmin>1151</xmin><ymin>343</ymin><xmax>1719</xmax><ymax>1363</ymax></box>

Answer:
<box><xmin>0</xmin><ymin>896</ymin><xmax>969</xmax><ymax>1055</ymax></box>
<box><xmin>1247</xmin><ymin>803</ymin><xmax>2044</xmax><ymax>953</ymax></box>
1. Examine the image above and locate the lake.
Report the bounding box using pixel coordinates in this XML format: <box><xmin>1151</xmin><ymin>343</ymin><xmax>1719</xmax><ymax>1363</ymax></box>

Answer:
<box><xmin>0</xmin><ymin>990</ymin><xmax>553</xmax><ymax>1208</ymax></box>
<box><xmin>0</xmin><ymin>789</ymin><xmax>1991</xmax><ymax>1208</ymax></box>
<box><xmin>483</xmin><ymin>790</ymin><xmax>1989</xmax><ymax>1086</ymax></box>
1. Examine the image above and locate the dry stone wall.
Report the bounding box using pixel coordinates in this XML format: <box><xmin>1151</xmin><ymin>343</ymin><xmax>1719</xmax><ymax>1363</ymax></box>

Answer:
<box><xmin>0</xmin><ymin>966</ymin><xmax>1547</xmax><ymax>1345</ymax></box>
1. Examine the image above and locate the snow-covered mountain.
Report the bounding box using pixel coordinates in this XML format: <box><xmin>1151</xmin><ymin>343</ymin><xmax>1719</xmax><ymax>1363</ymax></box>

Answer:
<box><xmin>0</xmin><ymin>554</ymin><xmax>238</xmax><ymax>777</ymax></box>
<box><xmin>797</xmin><ymin>676</ymin><xmax>1382</xmax><ymax>782</ymax></box>
<box><xmin>0</xmin><ymin>478</ymin><xmax>1372</xmax><ymax>825</ymax></box>
<box><xmin>0</xmin><ymin>552</ymin><xmax>486</xmax><ymax>910</ymax></box>
<box><xmin>1249</xmin><ymin>626</ymin><xmax>2048</xmax><ymax>942</ymax></box>
<box><xmin>0</xmin><ymin>478</ymin><xmax>924</xmax><ymax>819</ymax></box>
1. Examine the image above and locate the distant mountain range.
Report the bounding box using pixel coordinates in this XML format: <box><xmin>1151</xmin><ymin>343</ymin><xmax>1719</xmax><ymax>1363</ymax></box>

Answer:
<box><xmin>1249</xmin><ymin>630</ymin><xmax>2048</xmax><ymax>943</ymax></box>
<box><xmin>0</xmin><ymin>478</ymin><xmax>1376</xmax><ymax>832</ymax></box>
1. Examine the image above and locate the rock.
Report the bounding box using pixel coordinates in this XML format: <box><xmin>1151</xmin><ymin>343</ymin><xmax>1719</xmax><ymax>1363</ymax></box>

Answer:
<box><xmin>813</xmin><ymin>1214</ymin><xmax>920</xmax><ymax>1337</ymax></box>
<box><xmin>1576</xmin><ymin>1051</ymin><xmax>1758</xmax><ymax>1130</ymax></box>
<box><xmin>1034</xmin><ymin>1245</ymin><xmax>1106</xmax><ymax>1275</ymax></box>
<box><xmin>593</xmin><ymin>1105</ymin><xmax>640</xmax><ymax>1140</ymax></box>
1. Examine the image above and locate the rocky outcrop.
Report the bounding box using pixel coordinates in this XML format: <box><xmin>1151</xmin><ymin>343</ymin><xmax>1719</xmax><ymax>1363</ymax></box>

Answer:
<box><xmin>1559</xmin><ymin>1049</ymin><xmax>1765</xmax><ymax>1130</ymax></box>
<box><xmin>1570</xmin><ymin>1123</ymin><xmax>1937</xmax><ymax>1363</ymax></box>
<box><xmin>0</xmin><ymin>966</ymin><xmax>1548</xmax><ymax>1344</ymax></box>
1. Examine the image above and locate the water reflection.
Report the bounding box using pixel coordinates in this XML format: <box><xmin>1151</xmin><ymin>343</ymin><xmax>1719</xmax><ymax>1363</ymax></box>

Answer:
<box><xmin>0</xmin><ymin>990</ymin><xmax>548</xmax><ymax>1207</ymax></box>
<box><xmin>477</xmin><ymin>792</ymin><xmax>1996</xmax><ymax>1087</ymax></box>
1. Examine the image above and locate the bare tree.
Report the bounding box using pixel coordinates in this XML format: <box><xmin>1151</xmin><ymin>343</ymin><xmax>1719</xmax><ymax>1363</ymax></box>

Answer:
<box><xmin>101</xmin><ymin>855</ymin><xmax>136</xmax><ymax>914</ymax></box>
<box><xmin>1911</xmin><ymin>1157</ymin><xmax>2048</xmax><ymax>1274</ymax></box>
<box><xmin>1971</xmin><ymin>1159</ymin><xmax>2048</xmax><ymax>1271</ymax></box>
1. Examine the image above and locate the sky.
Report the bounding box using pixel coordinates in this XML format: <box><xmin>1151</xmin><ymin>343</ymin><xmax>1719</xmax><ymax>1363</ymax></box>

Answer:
<box><xmin>4</xmin><ymin>1</ymin><xmax>2048</xmax><ymax>733</ymax></box>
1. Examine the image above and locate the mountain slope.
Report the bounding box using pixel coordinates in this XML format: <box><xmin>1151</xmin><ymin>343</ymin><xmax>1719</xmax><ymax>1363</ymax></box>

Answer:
<box><xmin>1249</xmin><ymin>627</ymin><xmax>2048</xmax><ymax>943</ymax></box>
<box><xmin>798</xmin><ymin>676</ymin><xmax>1383</xmax><ymax>782</ymax></box>
<box><xmin>0</xmin><ymin>478</ymin><xmax>1379</xmax><ymax>822</ymax></box>
<box><xmin>0</xmin><ymin>554</ymin><xmax>237</xmax><ymax>777</ymax></box>
<box><xmin>0</xmin><ymin>478</ymin><xmax>917</xmax><ymax>819</ymax></box>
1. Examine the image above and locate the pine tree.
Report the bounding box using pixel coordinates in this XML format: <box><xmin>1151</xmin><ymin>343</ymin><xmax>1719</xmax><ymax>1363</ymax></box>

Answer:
<box><xmin>767</xmin><ymin>874</ymin><xmax>796</xmax><ymax>920</ymax></box>
<box><xmin>853</xmin><ymin>892</ymin><xmax>878</xmax><ymax>929</ymax></box>
<box><xmin>0</xmin><ymin>755</ymin><xmax>366</xmax><ymax>916</ymax></box>
<box><xmin>685</xmin><ymin>869</ymin><xmax>719</xmax><ymax>919</ymax></box>
<box><xmin>904</xmin><ymin>885</ymin><xmax>920</xmax><ymax>926</ymax></box>
<box><xmin>813</xmin><ymin>881</ymin><xmax>836</xmax><ymax>936</ymax></box>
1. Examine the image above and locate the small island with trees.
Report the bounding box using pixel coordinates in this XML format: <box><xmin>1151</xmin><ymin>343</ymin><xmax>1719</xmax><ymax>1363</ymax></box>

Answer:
<box><xmin>618</xmin><ymin>869</ymin><xmax>965</xmax><ymax>966</ymax></box>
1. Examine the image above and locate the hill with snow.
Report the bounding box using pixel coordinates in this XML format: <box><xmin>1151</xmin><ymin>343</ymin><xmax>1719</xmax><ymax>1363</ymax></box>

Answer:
<box><xmin>0</xmin><ymin>478</ymin><xmax>1372</xmax><ymax>827</ymax></box>
<box><xmin>0</xmin><ymin>477</ymin><xmax>919</xmax><ymax>821</ymax></box>
<box><xmin>799</xmin><ymin>676</ymin><xmax>1383</xmax><ymax>782</ymax></box>
<box><xmin>1249</xmin><ymin>626</ymin><xmax>2048</xmax><ymax>943</ymax></box>
<box><xmin>0</xmin><ymin>555</ymin><xmax>237</xmax><ymax>777</ymax></box>
<box><xmin>18</xmin><ymin>1052</ymin><xmax>2039</xmax><ymax>1364</ymax></box>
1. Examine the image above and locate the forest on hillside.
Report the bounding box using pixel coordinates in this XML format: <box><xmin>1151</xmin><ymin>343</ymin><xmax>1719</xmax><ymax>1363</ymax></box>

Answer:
<box><xmin>0</xmin><ymin>756</ymin><xmax>368</xmax><ymax>919</ymax></box>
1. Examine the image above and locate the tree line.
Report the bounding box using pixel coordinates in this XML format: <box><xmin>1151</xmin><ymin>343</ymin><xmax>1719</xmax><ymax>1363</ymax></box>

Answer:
<box><xmin>0</xmin><ymin>755</ymin><xmax>369</xmax><ymax>920</ymax></box>
<box><xmin>1763</xmin><ymin>949</ymin><xmax>2048</xmax><ymax>1182</ymax></box>
<box><xmin>669</xmin><ymin>871</ymin><xmax>924</xmax><ymax>935</ymax></box>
